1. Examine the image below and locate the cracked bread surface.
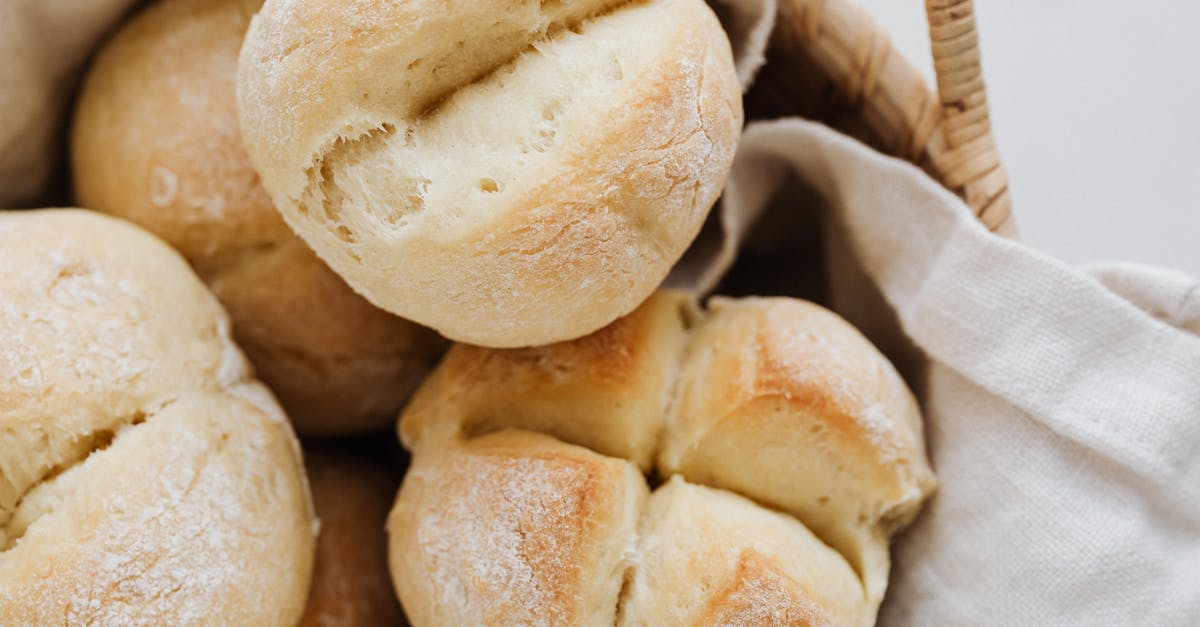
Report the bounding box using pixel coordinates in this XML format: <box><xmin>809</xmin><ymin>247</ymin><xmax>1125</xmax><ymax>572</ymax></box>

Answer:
<box><xmin>237</xmin><ymin>0</ymin><xmax>743</xmax><ymax>347</ymax></box>
<box><xmin>389</xmin><ymin>290</ymin><xmax>936</xmax><ymax>625</ymax></box>
<box><xmin>0</xmin><ymin>209</ymin><xmax>316</xmax><ymax>625</ymax></box>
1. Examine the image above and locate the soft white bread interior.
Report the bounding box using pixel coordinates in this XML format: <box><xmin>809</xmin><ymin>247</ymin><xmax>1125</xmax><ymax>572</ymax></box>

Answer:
<box><xmin>389</xmin><ymin>289</ymin><xmax>935</xmax><ymax>624</ymax></box>
<box><xmin>237</xmin><ymin>0</ymin><xmax>743</xmax><ymax>347</ymax></box>
<box><xmin>0</xmin><ymin>209</ymin><xmax>315</xmax><ymax>624</ymax></box>
<box><xmin>71</xmin><ymin>0</ymin><xmax>446</xmax><ymax>435</ymax></box>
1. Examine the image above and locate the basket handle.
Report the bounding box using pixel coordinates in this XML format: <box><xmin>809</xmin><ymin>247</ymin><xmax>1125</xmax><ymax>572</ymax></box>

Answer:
<box><xmin>925</xmin><ymin>0</ymin><xmax>1015</xmax><ymax>235</ymax></box>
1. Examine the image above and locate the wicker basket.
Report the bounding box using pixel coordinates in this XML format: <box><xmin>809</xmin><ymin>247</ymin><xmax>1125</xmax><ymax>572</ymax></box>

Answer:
<box><xmin>746</xmin><ymin>0</ymin><xmax>1015</xmax><ymax>236</ymax></box>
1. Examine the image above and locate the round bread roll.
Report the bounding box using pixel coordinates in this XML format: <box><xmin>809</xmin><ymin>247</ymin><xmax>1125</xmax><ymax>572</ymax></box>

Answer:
<box><xmin>0</xmin><ymin>209</ymin><xmax>315</xmax><ymax>624</ymax></box>
<box><xmin>301</xmin><ymin>447</ymin><xmax>406</xmax><ymax>627</ymax></box>
<box><xmin>237</xmin><ymin>0</ymin><xmax>743</xmax><ymax>347</ymax></box>
<box><xmin>390</xmin><ymin>290</ymin><xmax>936</xmax><ymax>625</ymax></box>
<box><xmin>391</xmin><ymin>430</ymin><xmax>646</xmax><ymax>626</ymax></box>
<box><xmin>71</xmin><ymin>0</ymin><xmax>446</xmax><ymax>435</ymax></box>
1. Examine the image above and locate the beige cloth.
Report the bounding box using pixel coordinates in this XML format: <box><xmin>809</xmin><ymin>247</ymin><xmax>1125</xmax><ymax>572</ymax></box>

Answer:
<box><xmin>0</xmin><ymin>0</ymin><xmax>138</xmax><ymax>206</ymax></box>
<box><xmin>708</xmin><ymin>0</ymin><xmax>776</xmax><ymax>88</ymax></box>
<box><xmin>692</xmin><ymin>118</ymin><xmax>1200</xmax><ymax>625</ymax></box>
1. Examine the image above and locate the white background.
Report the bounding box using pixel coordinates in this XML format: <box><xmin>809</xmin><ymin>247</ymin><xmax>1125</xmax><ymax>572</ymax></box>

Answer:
<box><xmin>856</xmin><ymin>0</ymin><xmax>1200</xmax><ymax>276</ymax></box>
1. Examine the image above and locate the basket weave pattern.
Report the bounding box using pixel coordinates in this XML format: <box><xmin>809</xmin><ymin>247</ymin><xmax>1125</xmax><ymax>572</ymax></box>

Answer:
<box><xmin>746</xmin><ymin>0</ymin><xmax>1015</xmax><ymax>235</ymax></box>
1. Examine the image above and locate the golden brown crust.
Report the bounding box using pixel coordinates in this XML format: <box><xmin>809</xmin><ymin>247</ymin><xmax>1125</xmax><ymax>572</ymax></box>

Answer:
<box><xmin>660</xmin><ymin>296</ymin><xmax>937</xmax><ymax>603</ymax></box>
<box><xmin>400</xmin><ymin>290</ymin><xmax>695</xmax><ymax>469</ymax></box>
<box><xmin>238</xmin><ymin>0</ymin><xmax>742</xmax><ymax>347</ymax></box>
<box><xmin>621</xmin><ymin>477</ymin><xmax>868</xmax><ymax>626</ymax></box>
<box><xmin>699</xmin><ymin>551</ymin><xmax>837</xmax><ymax>627</ymax></box>
<box><xmin>0</xmin><ymin>209</ymin><xmax>315</xmax><ymax>624</ymax></box>
<box><xmin>300</xmin><ymin>448</ymin><xmax>405</xmax><ymax>627</ymax></box>
<box><xmin>71</xmin><ymin>0</ymin><xmax>446</xmax><ymax>435</ymax></box>
<box><xmin>72</xmin><ymin>0</ymin><xmax>283</xmax><ymax>274</ymax></box>
<box><xmin>209</xmin><ymin>238</ymin><xmax>445</xmax><ymax>435</ymax></box>
<box><xmin>388</xmin><ymin>430</ymin><xmax>645</xmax><ymax>626</ymax></box>
<box><xmin>390</xmin><ymin>290</ymin><xmax>934</xmax><ymax>625</ymax></box>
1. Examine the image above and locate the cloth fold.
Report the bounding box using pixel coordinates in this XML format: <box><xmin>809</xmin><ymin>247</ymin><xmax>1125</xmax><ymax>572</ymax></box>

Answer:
<box><xmin>706</xmin><ymin>118</ymin><xmax>1200</xmax><ymax>626</ymax></box>
<box><xmin>0</xmin><ymin>0</ymin><xmax>139</xmax><ymax>207</ymax></box>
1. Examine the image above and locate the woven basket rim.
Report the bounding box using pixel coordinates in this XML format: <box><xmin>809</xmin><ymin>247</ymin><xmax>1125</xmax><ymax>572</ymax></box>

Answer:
<box><xmin>763</xmin><ymin>0</ymin><xmax>1015</xmax><ymax>235</ymax></box>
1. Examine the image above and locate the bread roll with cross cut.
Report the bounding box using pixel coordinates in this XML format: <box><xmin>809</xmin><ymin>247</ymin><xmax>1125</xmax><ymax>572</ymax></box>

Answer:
<box><xmin>0</xmin><ymin>209</ymin><xmax>315</xmax><ymax>624</ymax></box>
<box><xmin>388</xmin><ymin>290</ymin><xmax>937</xmax><ymax>625</ymax></box>
<box><xmin>237</xmin><ymin>0</ymin><xmax>743</xmax><ymax>347</ymax></box>
<box><xmin>72</xmin><ymin>0</ymin><xmax>446</xmax><ymax>435</ymax></box>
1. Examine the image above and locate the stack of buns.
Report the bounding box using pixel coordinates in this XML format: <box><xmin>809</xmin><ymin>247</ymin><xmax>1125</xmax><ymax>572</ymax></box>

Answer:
<box><xmin>389</xmin><ymin>291</ymin><xmax>935</xmax><ymax>624</ymax></box>
<box><xmin>0</xmin><ymin>0</ymin><xmax>936</xmax><ymax>623</ymax></box>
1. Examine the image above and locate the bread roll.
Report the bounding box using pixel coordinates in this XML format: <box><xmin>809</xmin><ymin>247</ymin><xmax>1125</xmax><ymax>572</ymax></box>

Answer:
<box><xmin>400</xmin><ymin>291</ymin><xmax>695</xmax><ymax>470</ymax></box>
<box><xmin>388</xmin><ymin>430</ymin><xmax>646</xmax><ymax>626</ymax></box>
<box><xmin>71</xmin><ymin>0</ymin><xmax>446</xmax><ymax>435</ymax></box>
<box><xmin>389</xmin><ymin>290</ymin><xmax>936</xmax><ymax>624</ymax></box>
<box><xmin>301</xmin><ymin>447</ymin><xmax>405</xmax><ymax>627</ymax></box>
<box><xmin>0</xmin><ymin>209</ymin><xmax>315</xmax><ymax>624</ymax></box>
<box><xmin>237</xmin><ymin>0</ymin><xmax>743</xmax><ymax>347</ymax></box>
<box><xmin>659</xmin><ymin>296</ymin><xmax>937</xmax><ymax>601</ymax></box>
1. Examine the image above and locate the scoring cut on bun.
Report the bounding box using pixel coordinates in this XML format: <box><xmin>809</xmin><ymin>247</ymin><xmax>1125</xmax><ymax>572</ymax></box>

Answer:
<box><xmin>389</xmin><ymin>290</ymin><xmax>936</xmax><ymax>625</ymax></box>
<box><xmin>237</xmin><ymin>0</ymin><xmax>743</xmax><ymax>347</ymax></box>
<box><xmin>0</xmin><ymin>209</ymin><xmax>315</xmax><ymax>624</ymax></box>
<box><xmin>624</xmin><ymin>476</ymin><xmax>869</xmax><ymax>625</ymax></box>
<box><xmin>72</xmin><ymin>0</ymin><xmax>446</xmax><ymax>435</ymax></box>
<box><xmin>659</xmin><ymin>295</ymin><xmax>937</xmax><ymax>602</ymax></box>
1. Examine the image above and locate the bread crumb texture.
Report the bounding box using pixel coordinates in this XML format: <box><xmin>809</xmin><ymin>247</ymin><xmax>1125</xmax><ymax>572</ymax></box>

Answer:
<box><xmin>390</xmin><ymin>290</ymin><xmax>937</xmax><ymax>626</ymax></box>
<box><xmin>238</xmin><ymin>0</ymin><xmax>743</xmax><ymax>346</ymax></box>
<box><xmin>0</xmin><ymin>210</ymin><xmax>315</xmax><ymax>625</ymax></box>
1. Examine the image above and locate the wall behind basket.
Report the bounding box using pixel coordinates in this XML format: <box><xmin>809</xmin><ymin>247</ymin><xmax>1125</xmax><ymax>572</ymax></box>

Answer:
<box><xmin>859</xmin><ymin>0</ymin><xmax>1200</xmax><ymax>277</ymax></box>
